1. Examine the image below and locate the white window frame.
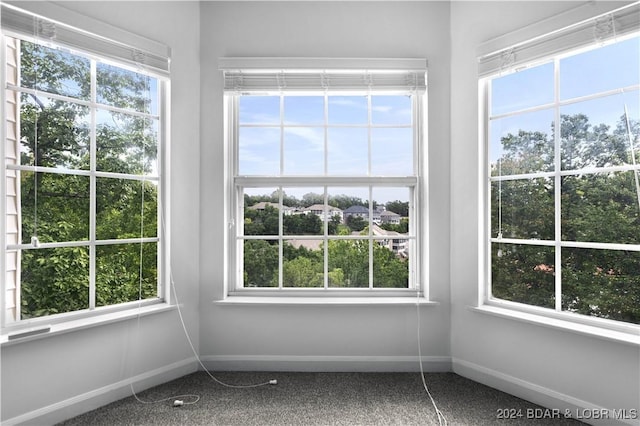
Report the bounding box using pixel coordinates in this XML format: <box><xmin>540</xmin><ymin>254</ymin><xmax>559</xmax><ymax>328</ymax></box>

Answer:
<box><xmin>0</xmin><ymin>3</ymin><xmax>171</xmax><ymax>336</ymax></box>
<box><xmin>221</xmin><ymin>58</ymin><xmax>429</xmax><ymax>299</ymax></box>
<box><xmin>478</xmin><ymin>2</ymin><xmax>640</xmax><ymax>336</ymax></box>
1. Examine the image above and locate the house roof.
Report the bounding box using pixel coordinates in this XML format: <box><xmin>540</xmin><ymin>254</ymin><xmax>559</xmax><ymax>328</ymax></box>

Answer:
<box><xmin>371</xmin><ymin>224</ymin><xmax>406</xmax><ymax>237</ymax></box>
<box><xmin>380</xmin><ymin>210</ymin><xmax>400</xmax><ymax>217</ymax></box>
<box><xmin>248</xmin><ymin>201</ymin><xmax>296</xmax><ymax>212</ymax></box>
<box><xmin>344</xmin><ymin>205</ymin><xmax>369</xmax><ymax>214</ymax></box>
<box><xmin>305</xmin><ymin>204</ymin><xmax>342</xmax><ymax>212</ymax></box>
<box><xmin>248</xmin><ymin>201</ymin><xmax>279</xmax><ymax>210</ymax></box>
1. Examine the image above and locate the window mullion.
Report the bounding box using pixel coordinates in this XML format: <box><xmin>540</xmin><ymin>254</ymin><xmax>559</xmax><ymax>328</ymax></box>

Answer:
<box><xmin>323</xmin><ymin>94</ymin><xmax>329</xmax><ymax>289</ymax></box>
<box><xmin>553</xmin><ymin>58</ymin><xmax>562</xmax><ymax>313</ymax></box>
<box><xmin>323</xmin><ymin>186</ymin><xmax>329</xmax><ymax>290</ymax></box>
<box><xmin>278</xmin><ymin>96</ymin><xmax>284</xmax><ymax>289</ymax></box>
<box><xmin>89</xmin><ymin>59</ymin><xmax>97</xmax><ymax>310</ymax></box>
<box><xmin>367</xmin><ymin>95</ymin><xmax>373</xmax><ymax>289</ymax></box>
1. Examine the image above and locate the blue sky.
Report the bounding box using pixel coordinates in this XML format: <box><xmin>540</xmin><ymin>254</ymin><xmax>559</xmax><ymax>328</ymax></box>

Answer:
<box><xmin>490</xmin><ymin>35</ymin><xmax>640</xmax><ymax>166</ymax></box>
<box><xmin>239</xmin><ymin>94</ymin><xmax>413</xmax><ymax>205</ymax></box>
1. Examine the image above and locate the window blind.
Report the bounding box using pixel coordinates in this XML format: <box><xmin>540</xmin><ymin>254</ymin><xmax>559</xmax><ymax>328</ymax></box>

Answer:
<box><xmin>1</xmin><ymin>2</ymin><xmax>170</xmax><ymax>75</ymax></box>
<box><xmin>478</xmin><ymin>1</ymin><xmax>640</xmax><ymax>77</ymax></box>
<box><xmin>219</xmin><ymin>57</ymin><xmax>427</xmax><ymax>93</ymax></box>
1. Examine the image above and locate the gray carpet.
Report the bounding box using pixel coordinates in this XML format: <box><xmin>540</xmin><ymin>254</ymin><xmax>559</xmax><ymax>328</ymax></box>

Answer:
<box><xmin>57</xmin><ymin>371</ymin><xmax>585</xmax><ymax>425</ymax></box>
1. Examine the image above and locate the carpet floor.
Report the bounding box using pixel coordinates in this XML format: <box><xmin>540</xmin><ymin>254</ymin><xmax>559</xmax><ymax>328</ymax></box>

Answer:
<box><xmin>57</xmin><ymin>371</ymin><xmax>585</xmax><ymax>425</ymax></box>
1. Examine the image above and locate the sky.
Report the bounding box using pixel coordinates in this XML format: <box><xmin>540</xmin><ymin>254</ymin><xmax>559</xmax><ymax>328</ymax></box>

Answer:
<box><xmin>238</xmin><ymin>94</ymin><xmax>413</xmax><ymax>205</ymax></box>
<box><xmin>490</xmin><ymin>35</ymin><xmax>640</xmax><ymax>165</ymax></box>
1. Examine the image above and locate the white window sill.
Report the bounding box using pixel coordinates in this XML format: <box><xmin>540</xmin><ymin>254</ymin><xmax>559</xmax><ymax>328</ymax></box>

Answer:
<box><xmin>215</xmin><ymin>296</ymin><xmax>439</xmax><ymax>306</ymax></box>
<box><xmin>472</xmin><ymin>305</ymin><xmax>640</xmax><ymax>347</ymax></box>
<box><xmin>0</xmin><ymin>303</ymin><xmax>176</xmax><ymax>347</ymax></box>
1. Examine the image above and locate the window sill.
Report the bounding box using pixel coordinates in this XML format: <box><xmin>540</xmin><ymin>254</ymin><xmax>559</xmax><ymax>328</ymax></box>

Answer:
<box><xmin>0</xmin><ymin>303</ymin><xmax>176</xmax><ymax>347</ymax></box>
<box><xmin>471</xmin><ymin>304</ymin><xmax>640</xmax><ymax>347</ymax></box>
<box><xmin>215</xmin><ymin>296</ymin><xmax>438</xmax><ymax>306</ymax></box>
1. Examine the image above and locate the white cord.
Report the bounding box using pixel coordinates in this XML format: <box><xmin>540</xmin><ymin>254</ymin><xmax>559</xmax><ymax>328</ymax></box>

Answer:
<box><xmin>127</xmin><ymin>79</ymin><xmax>276</xmax><ymax>402</ymax></box>
<box><xmin>169</xmin><ymin>270</ymin><xmax>276</xmax><ymax>389</ymax></box>
<box><xmin>416</xmin><ymin>288</ymin><xmax>447</xmax><ymax>426</ymax></box>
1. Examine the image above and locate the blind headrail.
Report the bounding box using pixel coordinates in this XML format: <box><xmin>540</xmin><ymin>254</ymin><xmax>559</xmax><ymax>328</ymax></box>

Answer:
<box><xmin>219</xmin><ymin>57</ymin><xmax>427</xmax><ymax>93</ymax></box>
<box><xmin>1</xmin><ymin>2</ymin><xmax>170</xmax><ymax>75</ymax></box>
<box><xmin>478</xmin><ymin>1</ymin><xmax>640</xmax><ymax>77</ymax></box>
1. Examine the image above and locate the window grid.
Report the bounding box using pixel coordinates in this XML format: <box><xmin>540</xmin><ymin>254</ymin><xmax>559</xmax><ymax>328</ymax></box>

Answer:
<box><xmin>486</xmin><ymin>36</ymin><xmax>640</xmax><ymax>324</ymax></box>
<box><xmin>230</xmin><ymin>92</ymin><xmax>420</xmax><ymax>293</ymax></box>
<box><xmin>3</xmin><ymin>36</ymin><xmax>166</xmax><ymax>324</ymax></box>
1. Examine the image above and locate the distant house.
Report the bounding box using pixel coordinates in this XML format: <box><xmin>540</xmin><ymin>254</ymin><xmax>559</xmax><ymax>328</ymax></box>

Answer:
<box><xmin>371</xmin><ymin>224</ymin><xmax>408</xmax><ymax>257</ymax></box>
<box><xmin>343</xmin><ymin>205</ymin><xmax>368</xmax><ymax>222</ymax></box>
<box><xmin>248</xmin><ymin>201</ymin><xmax>295</xmax><ymax>215</ymax></box>
<box><xmin>380</xmin><ymin>210</ymin><xmax>401</xmax><ymax>225</ymax></box>
<box><xmin>304</xmin><ymin>204</ymin><xmax>343</xmax><ymax>222</ymax></box>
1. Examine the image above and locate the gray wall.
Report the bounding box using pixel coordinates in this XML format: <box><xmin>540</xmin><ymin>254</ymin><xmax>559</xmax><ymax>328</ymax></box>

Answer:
<box><xmin>1</xmin><ymin>1</ymin><xmax>638</xmax><ymax>425</ymax></box>
<box><xmin>0</xmin><ymin>1</ymin><xmax>201</xmax><ymax>424</ymax></box>
<box><xmin>450</xmin><ymin>1</ymin><xmax>640</xmax><ymax>423</ymax></box>
<box><xmin>198</xmin><ymin>0</ymin><xmax>452</xmax><ymax>372</ymax></box>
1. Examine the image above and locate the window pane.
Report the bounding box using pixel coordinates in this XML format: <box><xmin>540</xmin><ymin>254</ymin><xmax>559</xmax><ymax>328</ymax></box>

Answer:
<box><xmin>562</xmin><ymin>248</ymin><xmax>640</xmax><ymax>324</ymax></box>
<box><xmin>371</xmin><ymin>128</ymin><xmax>413</xmax><ymax>176</ymax></box>
<box><xmin>96</xmin><ymin>242</ymin><xmax>157</xmax><ymax>307</ymax></box>
<box><xmin>330</xmin><ymin>187</ymin><xmax>370</xmax><ymax>234</ymax></box>
<box><xmin>490</xmin><ymin>108</ymin><xmax>554</xmax><ymax>176</ymax></box>
<box><xmin>97</xmin><ymin>110</ymin><xmax>158</xmax><ymax>175</ymax></box>
<box><xmin>490</xmin><ymin>178</ymin><xmax>554</xmax><ymax>240</ymax></box>
<box><xmin>491</xmin><ymin>62</ymin><xmax>554</xmax><ymax>116</ymax></box>
<box><xmin>20</xmin><ymin>94</ymin><xmax>90</xmax><ymax>170</ymax></box>
<box><xmin>373</xmin><ymin>239</ymin><xmax>409</xmax><ymax>288</ymax></box>
<box><xmin>283</xmin><ymin>127</ymin><xmax>324</xmax><ymax>175</ymax></box>
<box><xmin>96</xmin><ymin>178</ymin><xmax>157</xmax><ymax>240</ymax></box>
<box><xmin>20</xmin><ymin>172</ymin><xmax>89</xmax><ymax>244</ymax></box>
<box><xmin>282</xmin><ymin>188</ymin><xmax>324</xmax><ymax>235</ymax></box>
<box><xmin>560</xmin><ymin>36</ymin><xmax>640</xmax><ymax>101</ymax></box>
<box><xmin>328</xmin><ymin>239</ymin><xmax>369</xmax><ymax>288</ymax></box>
<box><xmin>238</xmin><ymin>127</ymin><xmax>280</xmax><ymax>175</ymax></box>
<box><xmin>327</xmin><ymin>128</ymin><xmax>368</xmax><ymax>175</ymax></box>
<box><xmin>491</xmin><ymin>243</ymin><xmax>555</xmax><ymax>309</ymax></box>
<box><xmin>284</xmin><ymin>96</ymin><xmax>324</xmax><ymax>124</ymax></box>
<box><xmin>240</xmin><ymin>96</ymin><xmax>280</xmax><ymax>124</ymax></box>
<box><xmin>562</xmin><ymin>172</ymin><xmax>640</xmax><ymax>244</ymax></box>
<box><xmin>560</xmin><ymin>91</ymin><xmax>640</xmax><ymax>170</ymax></box>
<box><xmin>243</xmin><ymin>239</ymin><xmax>278</xmax><ymax>287</ymax></box>
<box><xmin>371</xmin><ymin>95</ymin><xmax>412</xmax><ymax>125</ymax></box>
<box><xmin>373</xmin><ymin>187</ymin><xmax>410</xmax><ymax>231</ymax></box>
<box><xmin>373</xmin><ymin>186</ymin><xmax>410</xmax><ymax>289</ymax></box>
<box><xmin>283</xmin><ymin>240</ymin><xmax>324</xmax><ymax>288</ymax></box>
<box><xmin>20</xmin><ymin>247</ymin><xmax>89</xmax><ymax>319</ymax></box>
<box><xmin>328</xmin><ymin>96</ymin><xmax>368</xmax><ymax>124</ymax></box>
<box><xmin>243</xmin><ymin>188</ymin><xmax>280</xmax><ymax>236</ymax></box>
<box><xmin>20</xmin><ymin>41</ymin><xmax>90</xmax><ymax>100</ymax></box>
<box><xmin>97</xmin><ymin>63</ymin><xmax>158</xmax><ymax>114</ymax></box>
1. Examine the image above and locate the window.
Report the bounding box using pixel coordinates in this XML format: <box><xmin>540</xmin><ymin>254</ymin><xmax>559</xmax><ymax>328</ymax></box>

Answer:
<box><xmin>221</xmin><ymin>59</ymin><xmax>427</xmax><ymax>294</ymax></box>
<box><xmin>481</xmin><ymin>4</ymin><xmax>640</xmax><ymax>326</ymax></box>
<box><xmin>1</xmin><ymin>4</ymin><xmax>169</xmax><ymax>326</ymax></box>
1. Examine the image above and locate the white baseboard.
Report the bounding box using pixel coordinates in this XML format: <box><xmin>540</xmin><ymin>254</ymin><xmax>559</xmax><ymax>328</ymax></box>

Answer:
<box><xmin>452</xmin><ymin>358</ymin><xmax>639</xmax><ymax>426</ymax></box>
<box><xmin>3</xmin><ymin>357</ymin><xmax>198</xmax><ymax>426</ymax></box>
<box><xmin>200</xmin><ymin>355</ymin><xmax>452</xmax><ymax>373</ymax></box>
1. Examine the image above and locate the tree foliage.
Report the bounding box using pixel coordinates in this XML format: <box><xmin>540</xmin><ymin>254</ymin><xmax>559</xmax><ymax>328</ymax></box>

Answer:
<box><xmin>242</xmin><ymin>199</ymin><xmax>410</xmax><ymax>288</ymax></box>
<box><xmin>492</xmin><ymin>112</ymin><xmax>640</xmax><ymax>324</ymax></box>
<box><xmin>16</xmin><ymin>40</ymin><xmax>158</xmax><ymax>319</ymax></box>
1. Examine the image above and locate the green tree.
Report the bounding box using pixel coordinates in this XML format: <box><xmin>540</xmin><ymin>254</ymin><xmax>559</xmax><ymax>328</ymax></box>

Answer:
<box><xmin>17</xmin><ymin>40</ymin><xmax>158</xmax><ymax>318</ymax></box>
<box><xmin>381</xmin><ymin>218</ymin><xmax>409</xmax><ymax>234</ymax></box>
<box><xmin>243</xmin><ymin>240</ymin><xmax>278</xmax><ymax>287</ymax></box>
<box><xmin>346</xmin><ymin>215</ymin><xmax>367</xmax><ymax>232</ymax></box>
<box><xmin>493</xmin><ymin>112</ymin><xmax>640</xmax><ymax>324</ymax></box>
<box><xmin>385</xmin><ymin>200</ymin><xmax>409</xmax><ymax>217</ymax></box>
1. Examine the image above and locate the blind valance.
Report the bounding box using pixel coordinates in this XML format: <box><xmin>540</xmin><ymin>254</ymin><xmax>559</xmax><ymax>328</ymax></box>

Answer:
<box><xmin>219</xmin><ymin>57</ymin><xmax>427</xmax><ymax>93</ymax></box>
<box><xmin>1</xmin><ymin>2</ymin><xmax>170</xmax><ymax>75</ymax></box>
<box><xmin>478</xmin><ymin>1</ymin><xmax>640</xmax><ymax>77</ymax></box>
